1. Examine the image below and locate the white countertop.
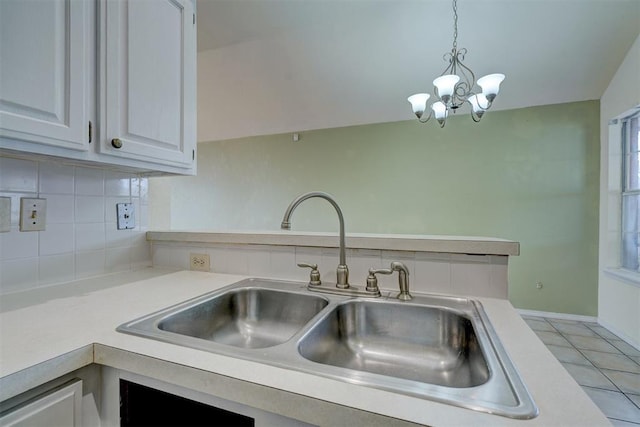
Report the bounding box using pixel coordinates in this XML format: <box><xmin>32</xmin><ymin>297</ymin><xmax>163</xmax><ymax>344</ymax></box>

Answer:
<box><xmin>0</xmin><ymin>269</ymin><xmax>608</xmax><ymax>426</ymax></box>
<box><xmin>147</xmin><ymin>230</ymin><xmax>520</xmax><ymax>256</ymax></box>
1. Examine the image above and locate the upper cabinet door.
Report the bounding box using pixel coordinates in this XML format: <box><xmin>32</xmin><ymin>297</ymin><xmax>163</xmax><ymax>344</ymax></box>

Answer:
<box><xmin>100</xmin><ymin>0</ymin><xmax>196</xmax><ymax>168</ymax></box>
<box><xmin>0</xmin><ymin>0</ymin><xmax>88</xmax><ymax>151</ymax></box>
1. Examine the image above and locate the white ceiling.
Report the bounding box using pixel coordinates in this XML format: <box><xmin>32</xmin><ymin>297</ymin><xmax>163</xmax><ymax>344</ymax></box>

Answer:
<box><xmin>195</xmin><ymin>0</ymin><xmax>640</xmax><ymax>142</ymax></box>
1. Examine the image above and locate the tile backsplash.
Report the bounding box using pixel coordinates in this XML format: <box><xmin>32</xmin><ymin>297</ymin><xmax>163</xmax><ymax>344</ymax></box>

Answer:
<box><xmin>0</xmin><ymin>156</ymin><xmax>151</xmax><ymax>294</ymax></box>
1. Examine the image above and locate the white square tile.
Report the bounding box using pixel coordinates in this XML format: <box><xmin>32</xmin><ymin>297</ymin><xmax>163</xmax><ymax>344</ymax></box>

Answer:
<box><xmin>39</xmin><ymin>223</ymin><xmax>74</xmax><ymax>255</ymax></box>
<box><xmin>131</xmin><ymin>197</ymin><xmax>141</xmax><ymax>228</ymax></box>
<box><xmin>75</xmin><ymin>167</ymin><xmax>104</xmax><ymax>196</ymax></box>
<box><xmin>39</xmin><ymin>253</ymin><xmax>75</xmax><ymax>285</ymax></box>
<box><xmin>152</xmin><ymin>244</ymin><xmax>188</xmax><ymax>269</ymax></box>
<box><xmin>105</xmin><ymin>171</ymin><xmax>131</xmax><ymax>196</ymax></box>
<box><xmin>219</xmin><ymin>247</ymin><xmax>249</xmax><ymax>275</ymax></box>
<box><xmin>450</xmin><ymin>256</ymin><xmax>492</xmax><ymax>297</ymax></box>
<box><xmin>41</xmin><ymin>194</ymin><xmax>74</xmax><ymax>224</ymax></box>
<box><xmin>247</xmin><ymin>248</ymin><xmax>271</xmax><ymax>276</ymax></box>
<box><xmin>137</xmin><ymin>203</ymin><xmax>148</xmax><ymax>228</ymax></box>
<box><xmin>106</xmin><ymin>247</ymin><xmax>131</xmax><ymax>273</ymax></box>
<box><xmin>1</xmin><ymin>258</ymin><xmax>39</xmax><ymax>293</ymax></box>
<box><xmin>130</xmin><ymin>229</ymin><xmax>148</xmax><ymax>247</ymax></box>
<box><xmin>0</xmin><ymin>157</ymin><xmax>38</xmax><ymax>192</ymax></box>
<box><xmin>208</xmin><ymin>247</ymin><xmax>227</xmax><ymax>272</ymax></box>
<box><xmin>131</xmin><ymin>177</ymin><xmax>141</xmax><ymax>197</ymax></box>
<box><xmin>75</xmin><ymin>196</ymin><xmax>105</xmax><ymax>223</ymax></box>
<box><xmin>0</xmin><ymin>228</ymin><xmax>39</xmax><ymax>260</ymax></box>
<box><xmin>131</xmin><ymin>242</ymin><xmax>151</xmax><ymax>267</ymax></box>
<box><xmin>75</xmin><ymin>250</ymin><xmax>106</xmax><ymax>279</ymax></box>
<box><xmin>488</xmin><ymin>256</ymin><xmax>509</xmax><ymax>298</ymax></box>
<box><xmin>320</xmin><ymin>248</ymin><xmax>341</xmax><ymax>284</ymax></box>
<box><xmin>75</xmin><ymin>223</ymin><xmax>105</xmax><ymax>252</ymax></box>
<box><xmin>39</xmin><ymin>162</ymin><xmax>74</xmax><ymax>194</ymax></box>
<box><xmin>269</xmin><ymin>246</ymin><xmax>298</xmax><ymax>280</ymax></box>
<box><xmin>106</xmin><ymin>224</ymin><xmax>131</xmax><ymax>248</ymax></box>
<box><xmin>139</xmin><ymin>178</ymin><xmax>149</xmax><ymax>203</ymax></box>
<box><xmin>414</xmin><ymin>253</ymin><xmax>451</xmax><ymax>295</ymax></box>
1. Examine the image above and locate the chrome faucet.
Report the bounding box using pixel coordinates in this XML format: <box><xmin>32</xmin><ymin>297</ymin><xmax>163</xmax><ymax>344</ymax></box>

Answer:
<box><xmin>368</xmin><ymin>261</ymin><xmax>413</xmax><ymax>301</ymax></box>
<box><xmin>281</xmin><ymin>191</ymin><xmax>350</xmax><ymax>289</ymax></box>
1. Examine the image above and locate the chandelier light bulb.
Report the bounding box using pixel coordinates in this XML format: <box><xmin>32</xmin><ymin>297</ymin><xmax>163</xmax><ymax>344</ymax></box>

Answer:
<box><xmin>477</xmin><ymin>73</ymin><xmax>505</xmax><ymax>102</ymax></box>
<box><xmin>432</xmin><ymin>101</ymin><xmax>448</xmax><ymax>119</ymax></box>
<box><xmin>407</xmin><ymin>93</ymin><xmax>431</xmax><ymax>118</ymax></box>
<box><xmin>468</xmin><ymin>94</ymin><xmax>489</xmax><ymax>113</ymax></box>
<box><xmin>433</xmin><ymin>75</ymin><xmax>460</xmax><ymax>101</ymax></box>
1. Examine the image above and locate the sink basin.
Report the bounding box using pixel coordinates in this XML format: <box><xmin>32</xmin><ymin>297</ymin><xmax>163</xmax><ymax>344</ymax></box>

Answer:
<box><xmin>118</xmin><ymin>278</ymin><xmax>538</xmax><ymax>419</ymax></box>
<box><xmin>298</xmin><ymin>300</ymin><xmax>489</xmax><ymax>388</ymax></box>
<box><xmin>157</xmin><ymin>287</ymin><xmax>328</xmax><ymax>349</ymax></box>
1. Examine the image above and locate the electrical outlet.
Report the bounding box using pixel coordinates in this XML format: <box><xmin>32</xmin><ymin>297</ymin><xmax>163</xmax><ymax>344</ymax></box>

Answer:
<box><xmin>190</xmin><ymin>253</ymin><xmax>211</xmax><ymax>272</ymax></box>
<box><xmin>0</xmin><ymin>197</ymin><xmax>10</xmax><ymax>232</ymax></box>
<box><xmin>116</xmin><ymin>203</ymin><xmax>135</xmax><ymax>230</ymax></box>
<box><xmin>19</xmin><ymin>198</ymin><xmax>46</xmax><ymax>231</ymax></box>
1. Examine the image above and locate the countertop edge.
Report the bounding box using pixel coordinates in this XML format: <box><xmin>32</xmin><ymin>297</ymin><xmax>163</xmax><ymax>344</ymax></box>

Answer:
<box><xmin>146</xmin><ymin>231</ymin><xmax>521</xmax><ymax>256</ymax></box>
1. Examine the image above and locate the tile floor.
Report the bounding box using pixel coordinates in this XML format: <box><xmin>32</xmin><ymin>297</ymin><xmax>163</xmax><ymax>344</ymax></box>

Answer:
<box><xmin>522</xmin><ymin>315</ymin><xmax>640</xmax><ymax>426</ymax></box>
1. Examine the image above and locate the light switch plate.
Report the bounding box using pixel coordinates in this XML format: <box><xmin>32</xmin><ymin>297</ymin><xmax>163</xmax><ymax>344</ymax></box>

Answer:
<box><xmin>0</xmin><ymin>197</ymin><xmax>11</xmax><ymax>232</ymax></box>
<box><xmin>116</xmin><ymin>203</ymin><xmax>135</xmax><ymax>229</ymax></box>
<box><xmin>20</xmin><ymin>198</ymin><xmax>47</xmax><ymax>231</ymax></box>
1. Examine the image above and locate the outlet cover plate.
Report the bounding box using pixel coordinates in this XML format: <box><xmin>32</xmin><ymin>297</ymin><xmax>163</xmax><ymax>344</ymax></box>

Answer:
<box><xmin>190</xmin><ymin>253</ymin><xmax>211</xmax><ymax>272</ymax></box>
<box><xmin>116</xmin><ymin>203</ymin><xmax>135</xmax><ymax>230</ymax></box>
<box><xmin>19</xmin><ymin>198</ymin><xmax>46</xmax><ymax>231</ymax></box>
<box><xmin>0</xmin><ymin>197</ymin><xmax>10</xmax><ymax>232</ymax></box>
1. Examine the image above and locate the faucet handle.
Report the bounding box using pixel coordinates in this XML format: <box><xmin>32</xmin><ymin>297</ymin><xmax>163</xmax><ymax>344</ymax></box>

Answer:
<box><xmin>297</xmin><ymin>263</ymin><xmax>321</xmax><ymax>286</ymax></box>
<box><xmin>366</xmin><ymin>267</ymin><xmax>392</xmax><ymax>293</ymax></box>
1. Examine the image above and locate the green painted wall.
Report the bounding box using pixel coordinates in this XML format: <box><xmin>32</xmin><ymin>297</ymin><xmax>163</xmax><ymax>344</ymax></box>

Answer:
<box><xmin>156</xmin><ymin>101</ymin><xmax>600</xmax><ymax>315</ymax></box>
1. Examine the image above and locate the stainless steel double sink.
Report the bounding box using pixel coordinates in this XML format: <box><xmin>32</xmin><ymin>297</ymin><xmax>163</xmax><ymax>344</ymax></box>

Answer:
<box><xmin>117</xmin><ymin>278</ymin><xmax>538</xmax><ymax>419</ymax></box>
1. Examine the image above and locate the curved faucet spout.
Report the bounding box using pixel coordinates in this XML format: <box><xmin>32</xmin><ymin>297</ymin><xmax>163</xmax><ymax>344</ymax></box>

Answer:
<box><xmin>281</xmin><ymin>191</ymin><xmax>349</xmax><ymax>288</ymax></box>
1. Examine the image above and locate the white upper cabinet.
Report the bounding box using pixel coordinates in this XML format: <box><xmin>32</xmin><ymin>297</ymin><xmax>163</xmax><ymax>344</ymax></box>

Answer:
<box><xmin>0</xmin><ymin>0</ymin><xmax>196</xmax><ymax>175</ymax></box>
<box><xmin>99</xmin><ymin>0</ymin><xmax>196</xmax><ymax>168</ymax></box>
<box><xmin>0</xmin><ymin>0</ymin><xmax>88</xmax><ymax>151</ymax></box>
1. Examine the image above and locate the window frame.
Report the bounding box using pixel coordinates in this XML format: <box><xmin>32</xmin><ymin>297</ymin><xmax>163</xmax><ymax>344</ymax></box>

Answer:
<box><xmin>621</xmin><ymin>111</ymin><xmax>640</xmax><ymax>273</ymax></box>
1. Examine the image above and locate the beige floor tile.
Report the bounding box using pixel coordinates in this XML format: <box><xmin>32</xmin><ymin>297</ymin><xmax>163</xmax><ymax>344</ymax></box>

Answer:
<box><xmin>588</xmin><ymin>325</ymin><xmax>623</xmax><ymax>341</ymax></box>
<box><xmin>610</xmin><ymin>340</ymin><xmax>640</xmax><ymax>358</ymax></box>
<box><xmin>535</xmin><ymin>330</ymin><xmax>572</xmax><ymax>347</ymax></box>
<box><xmin>566</xmin><ymin>335</ymin><xmax>623</xmax><ymax>354</ymax></box>
<box><xmin>547</xmin><ymin>344</ymin><xmax>592</xmax><ymax>365</ymax></box>
<box><xmin>583</xmin><ymin>351</ymin><xmax>640</xmax><ymax>374</ymax></box>
<box><xmin>562</xmin><ymin>363</ymin><xmax>617</xmax><ymax>391</ymax></box>
<box><xmin>524</xmin><ymin>318</ymin><xmax>555</xmax><ymax>332</ymax></box>
<box><xmin>582</xmin><ymin>387</ymin><xmax>640</xmax><ymax>423</ymax></box>
<box><xmin>550</xmin><ymin>321</ymin><xmax>600</xmax><ymax>337</ymax></box>
<box><xmin>602</xmin><ymin>370</ymin><xmax>640</xmax><ymax>395</ymax></box>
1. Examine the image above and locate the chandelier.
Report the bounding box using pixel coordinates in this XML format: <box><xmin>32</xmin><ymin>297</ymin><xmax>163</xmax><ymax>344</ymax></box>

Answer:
<box><xmin>407</xmin><ymin>0</ymin><xmax>505</xmax><ymax>127</ymax></box>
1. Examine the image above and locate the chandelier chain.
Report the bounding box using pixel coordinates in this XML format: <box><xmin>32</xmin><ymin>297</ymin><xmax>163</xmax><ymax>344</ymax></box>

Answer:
<box><xmin>452</xmin><ymin>0</ymin><xmax>458</xmax><ymax>50</ymax></box>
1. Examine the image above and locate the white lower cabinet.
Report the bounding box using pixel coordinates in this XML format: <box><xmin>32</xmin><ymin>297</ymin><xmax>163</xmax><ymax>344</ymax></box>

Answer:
<box><xmin>0</xmin><ymin>380</ymin><xmax>82</xmax><ymax>427</ymax></box>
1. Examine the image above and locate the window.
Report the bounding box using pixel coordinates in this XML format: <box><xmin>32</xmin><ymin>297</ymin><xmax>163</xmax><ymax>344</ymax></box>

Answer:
<box><xmin>622</xmin><ymin>112</ymin><xmax>640</xmax><ymax>272</ymax></box>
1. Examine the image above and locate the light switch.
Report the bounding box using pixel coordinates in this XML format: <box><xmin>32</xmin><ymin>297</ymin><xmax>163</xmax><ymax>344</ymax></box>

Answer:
<box><xmin>116</xmin><ymin>203</ymin><xmax>135</xmax><ymax>230</ymax></box>
<box><xmin>0</xmin><ymin>197</ymin><xmax>11</xmax><ymax>232</ymax></box>
<box><xmin>19</xmin><ymin>198</ymin><xmax>46</xmax><ymax>231</ymax></box>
